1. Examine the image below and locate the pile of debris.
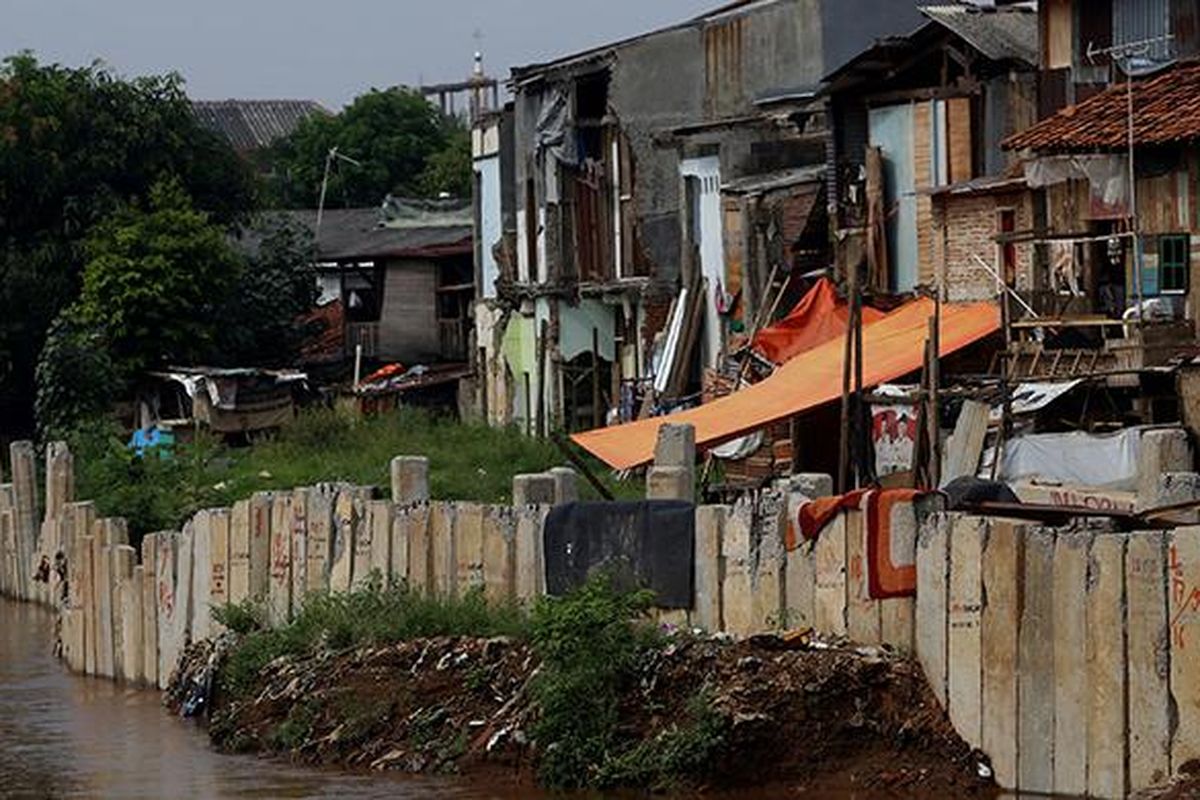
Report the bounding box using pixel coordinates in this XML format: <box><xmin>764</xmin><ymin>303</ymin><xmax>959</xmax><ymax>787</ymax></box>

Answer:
<box><xmin>167</xmin><ymin>631</ymin><xmax>995</xmax><ymax>795</ymax></box>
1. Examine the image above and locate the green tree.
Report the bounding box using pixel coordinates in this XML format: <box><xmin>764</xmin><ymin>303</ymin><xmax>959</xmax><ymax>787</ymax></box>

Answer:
<box><xmin>216</xmin><ymin>214</ymin><xmax>319</xmax><ymax>366</ymax></box>
<box><xmin>0</xmin><ymin>53</ymin><xmax>258</xmax><ymax>438</ymax></box>
<box><xmin>266</xmin><ymin>87</ymin><xmax>468</xmax><ymax>207</ymax></box>
<box><xmin>33</xmin><ymin>312</ymin><xmax>117</xmax><ymax>440</ymax></box>
<box><xmin>74</xmin><ymin>178</ymin><xmax>242</xmax><ymax>379</ymax></box>
<box><xmin>417</xmin><ymin>128</ymin><xmax>472</xmax><ymax>199</ymax></box>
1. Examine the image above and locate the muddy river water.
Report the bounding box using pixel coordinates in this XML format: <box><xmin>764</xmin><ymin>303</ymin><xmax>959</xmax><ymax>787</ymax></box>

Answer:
<box><xmin>1</xmin><ymin>598</ymin><xmax>926</xmax><ymax>800</ymax></box>
<box><xmin>0</xmin><ymin>599</ymin><xmax>546</xmax><ymax>800</ymax></box>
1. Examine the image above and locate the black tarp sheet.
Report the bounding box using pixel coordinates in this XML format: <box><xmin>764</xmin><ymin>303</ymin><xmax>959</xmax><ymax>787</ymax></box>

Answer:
<box><xmin>543</xmin><ymin>500</ymin><xmax>695</xmax><ymax>608</ymax></box>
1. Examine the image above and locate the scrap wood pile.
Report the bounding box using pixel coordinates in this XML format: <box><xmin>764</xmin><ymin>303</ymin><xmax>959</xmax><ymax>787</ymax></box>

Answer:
<box><xmin>167</xmin><ymin>631</ymin><xmax>995</xmax><ymax>795</ymax></box>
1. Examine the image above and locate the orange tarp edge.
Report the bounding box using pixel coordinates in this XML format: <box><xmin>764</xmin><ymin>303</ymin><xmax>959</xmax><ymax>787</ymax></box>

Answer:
<box><xmin>752</xmin><ymin>277</ymin><xmax>885</xmax><ymax>364</ymax></box>
<box><xmin>572</xmin><ymin>298</ymin><xmax>1000</xmax><ymax>470</ymax></box>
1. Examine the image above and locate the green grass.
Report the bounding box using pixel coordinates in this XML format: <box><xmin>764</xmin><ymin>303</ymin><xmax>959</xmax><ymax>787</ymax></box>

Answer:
<box><xmin>70</xmin><ymin>406</ymin><xmax>638</xmax><ymax>544</ymax></box>
<box><xmin>214</xmin><ymin>581</ymin><xmax>529</xmax><ymax>701</ymax></box>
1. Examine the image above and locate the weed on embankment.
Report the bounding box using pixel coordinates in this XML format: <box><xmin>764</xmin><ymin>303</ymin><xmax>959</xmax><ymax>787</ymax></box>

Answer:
<box><xmin>69</xmin><ymin>406</ymin><xmax>636</xmax><ymax>547</ymax></box>
<box><xmin>205</xmin><ymin>574</ymin><xmax>727</xmax><ymax>791</ymax></box>
<box><xmin>212</xmin><ymin>577</ymin><xmax>528</xmax><ymax>701</ymax></box>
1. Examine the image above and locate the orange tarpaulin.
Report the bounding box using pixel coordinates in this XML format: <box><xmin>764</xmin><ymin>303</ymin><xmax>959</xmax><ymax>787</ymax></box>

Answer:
<box><xmin>752</xmin><ymin>278</ymin><xmax>885</xmax><ymax>364</ymax></box>
<box><xmin>572</xmin><ymin>298</ymin><xmax>1000</xmax><ymax>470</ymax></box>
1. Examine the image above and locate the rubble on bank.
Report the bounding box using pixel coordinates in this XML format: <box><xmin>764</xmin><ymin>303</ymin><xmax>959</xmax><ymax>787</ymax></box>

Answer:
<box><xmin>167</xmin><ymin>632</ymin><xmax>997</xmax><ymax>796</ymax></box>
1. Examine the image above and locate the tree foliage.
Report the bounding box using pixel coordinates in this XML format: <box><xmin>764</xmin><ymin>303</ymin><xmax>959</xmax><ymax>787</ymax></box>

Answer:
<box><xmin>33</xmin><ymin>313</ymin><xmax>117</xmax><ymax>440</ymax></box>
<box><xmin>417</xmin><ymin>128</ymin><xmax>472</xmax><ymax>199</ymax></box>
<box><xmin>0</xmin><ymin>53</ymin><xmax>258</xmax><ymax>437</ymax></box>
<box><xmin>216</xmin><ymin>214</ymin><xmax>319</xmax><ymax>367</ymax></box>
<box><xmin>75</xmin><ymin>178</ymin><xmax>242</xmax><ymax>379</ymax></box>
<box><xmin>35</xmin><ymin>185</ymin><xmax>323</xmax><ymax>432</ymax></box>
<box><xmin>266</xmin><ymin>87</ymin><xmax>470</xmax><ymax>207</ymax></box>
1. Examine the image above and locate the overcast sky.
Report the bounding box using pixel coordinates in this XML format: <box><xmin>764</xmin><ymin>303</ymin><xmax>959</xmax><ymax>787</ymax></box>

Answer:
<box><xmin>0</xmin><ymin>0</ymin><xmax>720</xmax><ymax>110</ymax></box>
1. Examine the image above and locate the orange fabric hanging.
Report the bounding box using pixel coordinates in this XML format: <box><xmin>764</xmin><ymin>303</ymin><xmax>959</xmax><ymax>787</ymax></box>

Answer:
<box><xmin>571</xmin><ymin>298</ymin><xmax>1000</xmax><ymax>470</ymax></box>
<box><xmin>752</xmin><ymin>277</ymin><xmax>884</xmax><ymax>365</ymax></box>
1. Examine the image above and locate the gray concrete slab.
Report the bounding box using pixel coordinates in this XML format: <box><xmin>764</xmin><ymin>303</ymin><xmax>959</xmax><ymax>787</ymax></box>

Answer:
<box><xmin>1170</xmin><ymin>527</ymin><xmax>1200</xmax><ymax>773</ymax></box>
<box><xmin>695</xmin><ymin>506</ymin><xmax>727</xmax><ymax>633</ymax></box>
<box><xmin>947</xmin><ymin>515</ymin><xmax>984</xmax><ymax>751</ymax></box>
<box><xmin>482</xmin><ymin>505</ymin><xmax>516</xmax><ymax>604</ymax></box>
<box><xmin>291</xmin><ymin>488</ymin><xmax>309</xmax><ymax>610</ymax></box>
<box><xmin>1087</xmin><ymin>534</ymin><xmax>1128</xmax><ymax>800</ymax></box>
<box><xmin>1127</xmin><ymin>531</ymin><xmax>1171</xmax><ymax>793</ymax></box>
<box><xmin>1018</xmin><ymin>528</ymin><xmax>1056</xmax><ymax>795</ymax></box>
<box><xmin>915</xmin><ymin>514</ymin><xmax>949</xmax><ymax>707</ymax></box>
<box><xmin>514</xmin><ymin>505</ymin><xmax>547</xmax><ymax>601</ymax></box>
<box><xmin>391</xmin><ymin>456</ymin><xmax>430</xmax><ymax>504</ymax></box>
<box><xmin>1052</xmin><ymin>530</ymin><xmax>1091</xmax><ymax>797</ymax></box>
<box><xmin>981</xmin><ymin>519</ymin><xmax>1023</xmax><ymax>791</ymax></box>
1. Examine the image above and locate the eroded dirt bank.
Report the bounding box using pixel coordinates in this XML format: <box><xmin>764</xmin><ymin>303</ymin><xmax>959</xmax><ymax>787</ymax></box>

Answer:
<box><xmin>167</xmin><ymin>633</ymin><xmax>997</xmax><ymax>797</ymax></box>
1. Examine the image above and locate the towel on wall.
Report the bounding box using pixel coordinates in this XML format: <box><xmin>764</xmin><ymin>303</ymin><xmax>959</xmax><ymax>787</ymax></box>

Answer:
<box><xmin>792</xmin><ymin>489</ymin><xmax>929</xmax><ymax>599</ymax></box>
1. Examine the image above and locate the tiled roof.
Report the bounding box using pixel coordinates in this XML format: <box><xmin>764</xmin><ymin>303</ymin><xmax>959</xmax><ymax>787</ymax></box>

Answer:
<box><xmin>919</xmin><ymin>5</ymin><xmax>1038</xmax><ymax>66</ymax></box>
<box><xmin>191</xmin><ymin>99</ymin><xmax>328</xmax><ymax>152</ymax></box>
<box><xmin>1004</xmin><ymin>59</ymin><xmax>1200</xmax><ymax>153</ymax></box>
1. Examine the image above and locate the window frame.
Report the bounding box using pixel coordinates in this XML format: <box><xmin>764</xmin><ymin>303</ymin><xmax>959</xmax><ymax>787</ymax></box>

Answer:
<box><xmin>1158</xmin><ymin>233</ymin><xmax>1189</xmax><ymax>296</ymax></box>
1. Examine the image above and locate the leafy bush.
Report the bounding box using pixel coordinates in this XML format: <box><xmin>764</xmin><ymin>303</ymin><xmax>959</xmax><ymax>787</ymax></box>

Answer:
<box><xmin>212</xmin><ymin>598</ymin><xmax>268</xmax><ymax>636</ymax></box>
<box><xmin>68</xmin><ymin>419</ymin><xmax>222</xmax><ymax>551</ymax></box>
<box><xmin>596</xmin><ymin>691</ymin><xmax>727</xmax><ymax>790</ymax></box>
<box><xmin>529</xmin><ymin>573</ymin><xmax>658</xmax><ymax>789</ymax></box>
<box><xmin>75</xmin><ymin>178</ymin><xmax>243</xmax><ymax>380</ymax></box>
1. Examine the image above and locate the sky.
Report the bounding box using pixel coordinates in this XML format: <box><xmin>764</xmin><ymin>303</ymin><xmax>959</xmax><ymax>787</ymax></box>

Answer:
<box><xmin>0</xmin><ymin>0</ymin><xmax>721</xmax><ymax>110</ymax></box>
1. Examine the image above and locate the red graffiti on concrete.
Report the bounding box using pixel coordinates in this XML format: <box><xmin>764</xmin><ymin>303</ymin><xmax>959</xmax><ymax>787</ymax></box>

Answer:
<box><xmin>1170</xmin><ymin>544</ymin><xmax>1200</xmax><ymax>649</ymax></box>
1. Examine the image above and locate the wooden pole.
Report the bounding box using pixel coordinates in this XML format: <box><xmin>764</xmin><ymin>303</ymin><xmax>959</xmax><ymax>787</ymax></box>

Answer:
<box><xmin>991</xmin><ymin>283</ymin><xmax>1013</xmax><ymax>480</ymax></box>
<box><xmin>591</xmin><ymin>327</ymin><xmax>602</xmax><ymax>429</ymax></box>
<box><xmin>928</xmin><ymin>296</ymin><xmax>942</xmax><ymax>489</ymax></box>
<box><xmin>537</xmin><ymin>319</ymin><xmax>548</xmax><ymax>438</ymax></box>
<box><xmin>838</xmin><ymin>260</ymin><xmax>859</xmax><ymax>494</ymax></box>
<box><xmin>551</xmin><ymin>433</ymin><xmax>615</xmax><ymax>501</ymax></box>
<box><xmin>853</xmin><ymin>283</ymin><xmax>865</xmax><ymax>489</ymax></box>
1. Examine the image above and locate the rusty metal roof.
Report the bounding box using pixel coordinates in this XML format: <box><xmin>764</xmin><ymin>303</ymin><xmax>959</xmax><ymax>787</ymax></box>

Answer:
<box><xmin>191</xmin><ymin>99</ymin><xmax>328</xmax><ymax>152</ymax></box>
<box><xmin>1004</xmin><ymin>60</ymin><xmax>1200</xmax><ymax>153</ymax></box>
<box><xmin>919</xmin><ymin>5</ymin><xmax>1037</xmax><ymax>65</ymax></box>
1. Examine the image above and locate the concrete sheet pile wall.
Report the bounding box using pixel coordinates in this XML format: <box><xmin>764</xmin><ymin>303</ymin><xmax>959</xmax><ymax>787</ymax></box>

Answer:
<box><xmin>919</xmin><ymin>512</ymin><xmax>1196</xmax><ymax>798</ymax></box>
<box><xmin>19</xmin><ymin>443</ymin><xmax>916</xmax><ymax>703</ymax></box>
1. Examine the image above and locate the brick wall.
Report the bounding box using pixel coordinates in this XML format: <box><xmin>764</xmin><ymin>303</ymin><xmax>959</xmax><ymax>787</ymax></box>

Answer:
<box><xmin>933</xmin><ymin>191</ymin><xmax>1035</xmax><ymax>302</ymax></box>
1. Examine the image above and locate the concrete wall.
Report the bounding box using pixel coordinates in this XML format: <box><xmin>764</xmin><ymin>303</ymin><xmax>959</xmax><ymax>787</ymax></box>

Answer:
<box><xmin>919</xmin><ymin>512</ymin><xmax>1195</xmax><ymax>798</ymax></box>
<box><xmin>378</xmin><ymin>260</ymin><xmax>439</xmax><ymax>362</ymax></box>
<box><xmin>7</xmin><ymin>442</ymin><xmax>920</xmax><ymax>695</ymax></box>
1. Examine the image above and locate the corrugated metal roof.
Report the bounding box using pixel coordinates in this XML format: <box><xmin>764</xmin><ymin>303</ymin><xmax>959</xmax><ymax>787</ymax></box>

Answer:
<box><xmin>1004</xmin><ymin>59</ymin><xmax>1200</xmax><ymax>153</ymax></box>
<box><xmin>918</xmin><ymin>5</ymin><xmax>1038</xmax><ymax>65</ymax></box>
<box><xmin>191</xmin><ymin>100</ymin><xmax>329</xmax><ymax>152</ymax></box>
<box><xmin>239</xmin><ymin>208</ymin><xmax>472</xmax><ymax>262</ymax></box>
<box><xmin>722</xmin><ymin>165</ymin><xmax>825</xmax><ymax>194</ymax></box>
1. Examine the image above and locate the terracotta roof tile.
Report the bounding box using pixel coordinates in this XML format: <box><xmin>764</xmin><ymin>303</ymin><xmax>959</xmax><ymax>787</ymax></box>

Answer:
<box><xmin>1004</xmin><ymin>59</ymin><xmax>1200</xmax><ymax>153</ymax></box>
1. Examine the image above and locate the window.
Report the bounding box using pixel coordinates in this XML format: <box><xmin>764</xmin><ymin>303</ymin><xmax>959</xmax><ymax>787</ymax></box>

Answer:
<box><xmin>1159</xmin><ymin>234</ymin><xmax>1189</xmax><ymax>294</ymax></box>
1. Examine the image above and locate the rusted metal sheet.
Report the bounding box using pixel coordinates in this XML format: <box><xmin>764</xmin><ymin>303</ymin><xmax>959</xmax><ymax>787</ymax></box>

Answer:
<box><xmin>704</xmin><ymin>17</ymin><xmax>745</xmax><ymax>117</ymax></box>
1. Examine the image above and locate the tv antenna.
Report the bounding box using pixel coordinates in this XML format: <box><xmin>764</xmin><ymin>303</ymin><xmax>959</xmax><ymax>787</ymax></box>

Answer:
<box><xmin>316</xmin><ymin>146</ymin><xmax>364</xmax><ymax>244</ymax></box>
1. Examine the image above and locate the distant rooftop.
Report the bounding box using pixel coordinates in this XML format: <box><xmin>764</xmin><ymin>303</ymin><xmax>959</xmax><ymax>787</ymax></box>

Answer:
<box><xmin>191</xmin><ymin>99</ymin><xmax>329</xmax><ymax>152</ymax></box>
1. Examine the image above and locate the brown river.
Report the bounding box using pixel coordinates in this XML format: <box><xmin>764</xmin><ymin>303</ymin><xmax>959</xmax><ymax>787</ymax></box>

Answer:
<box><xmin>0</xmin><ymin>599</ymin><xmax>543</xmax><ymax>800</ymax></box>
<box><xmin>1</xmin><ymin>599</ymin><xmax>917</xmax><ymax>800</ymax></box>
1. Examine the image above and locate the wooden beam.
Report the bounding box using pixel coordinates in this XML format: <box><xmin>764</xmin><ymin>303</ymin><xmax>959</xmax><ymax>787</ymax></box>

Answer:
<box><xmin>551</xmin><ymin>433</ymin><xmax>615</xmax><ymax>501</ymax></box>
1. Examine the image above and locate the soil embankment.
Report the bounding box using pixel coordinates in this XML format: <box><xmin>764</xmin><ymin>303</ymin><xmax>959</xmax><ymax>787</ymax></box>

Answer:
<box><xmin>168</xmin><ymin>633</ymin><xmax>996</xmax><ymax>796</ymax></box>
